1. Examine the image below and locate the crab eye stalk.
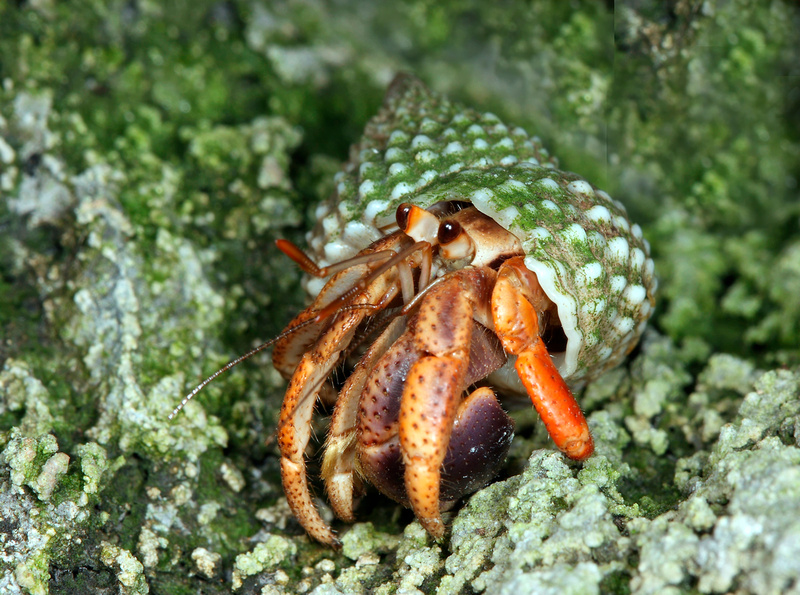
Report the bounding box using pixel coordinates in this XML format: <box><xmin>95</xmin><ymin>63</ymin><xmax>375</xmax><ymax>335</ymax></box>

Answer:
<box><xmin>438</xmin><ymin>220</ymin><xmax>475</xmax><ymax>261</ymax></box>
<box><xmin>396</xmin><ymin>202</ymin><xmax>439</xmax><ymax>244</ymax></box>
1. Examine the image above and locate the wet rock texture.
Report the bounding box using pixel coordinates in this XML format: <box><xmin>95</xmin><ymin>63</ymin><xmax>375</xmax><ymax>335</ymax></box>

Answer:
<box><xmin>1</xmin><ymin>1</ymin><xmax>798</xmax><ymax>594</ymax></box>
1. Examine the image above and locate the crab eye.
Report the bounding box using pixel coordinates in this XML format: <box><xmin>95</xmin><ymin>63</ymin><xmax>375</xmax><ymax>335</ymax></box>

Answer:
<box><xmin>437</xmin><ymin>221</ymin><xmax>463</xmax><ymax>245</ymax></box>
<box><xmin>397</xmin><ymin>203</ymin><xmax>439</xmax><ymax>243</ymax></box>
<box><xmin>437</xmin><ymin>220</ymin><xmax>475</xmax><ymax>260</ymax></box>
<box><xmin>396</xmin><ymin>203</ymin><xmax>413</xmax><ymax>231</ymax></box>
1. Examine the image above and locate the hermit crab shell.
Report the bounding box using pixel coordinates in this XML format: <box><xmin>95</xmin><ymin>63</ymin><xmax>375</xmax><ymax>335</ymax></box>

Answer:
<box><xmin>306</xmin><ymin>75</ymin><xmax>656</xmax><ymax>387</ymax></box>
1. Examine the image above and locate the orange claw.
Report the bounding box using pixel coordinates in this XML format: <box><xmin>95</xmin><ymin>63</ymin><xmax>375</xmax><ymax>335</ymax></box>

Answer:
<box><xmin>491</xmin><ymin>257</ymin><xmax>593</xmax><ymax>461</ymax></box>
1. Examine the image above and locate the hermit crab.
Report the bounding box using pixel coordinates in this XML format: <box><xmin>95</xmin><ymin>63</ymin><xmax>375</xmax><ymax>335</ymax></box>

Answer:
<box><xmin>176</xmin><ymin>75</ymin><xmax>656</xmax><ymax>547</ymax></box>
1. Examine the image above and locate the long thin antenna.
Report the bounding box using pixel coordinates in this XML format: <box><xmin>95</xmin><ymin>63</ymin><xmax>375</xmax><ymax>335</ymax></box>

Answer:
<box><xmin>168</xmin><ymin>303</ymin><xmax>379</xmax><ymax>420</ymax></box>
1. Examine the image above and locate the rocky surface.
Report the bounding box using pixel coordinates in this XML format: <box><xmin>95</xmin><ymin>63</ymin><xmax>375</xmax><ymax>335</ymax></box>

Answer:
<box><xmin>1</xmin><ymin>1</ymin><xmax>798</xmax><ymax>594</ymax></box>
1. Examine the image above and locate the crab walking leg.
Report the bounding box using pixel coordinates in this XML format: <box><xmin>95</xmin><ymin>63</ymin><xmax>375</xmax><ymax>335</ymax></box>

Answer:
<box><xmin>491</xmin><ymin>257</ymin><xmax>594</xmax><ymax>461</ymax></box>
<box><xmin>279</xmin><ymin>274</ymin><xmax>398</xmax><ymax>545</ymax></box>
<box><xmin>278</xmin><ymin>309</ymin><xmax>365</xmax><ymax>546</ymax></box>
<box><xmin>322</xmin><ymin>316</ymin><xmax>407</xmax><ymax>521</ymax></box>
<box><xmin>399</xmin><ymin>274</ymin><xmax>476</xmax><ymax>538</ymax></box>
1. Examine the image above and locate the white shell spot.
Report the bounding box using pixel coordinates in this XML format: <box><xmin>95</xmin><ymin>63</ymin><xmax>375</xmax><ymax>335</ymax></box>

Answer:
<box><xmin>566</xmin><ymin>180</ymin><xmax>595</xmax><ymax>197</ymax></box>
<box><xmin>499</xmin><ymin>155</ymin><xmax>519</xmax><ymax>166</ymax></box>
<box><xmin>416</xmin><ymin>170</ymin><xmax>438</xmax><ymax>188</ymax></box>
<box><xmin>448</xmin><ymin>162</ymin><xmax>465</xmax><ymax>173</ymax></box>
<box><xmin>338</xmin><ymin>200</ymin><xmax>352</xmax><ymax>217</ymax></box>
<box><xmin>385</xmin><ymin>147</ymin><xmax>406</xmax><ymax>163</ymax></box>
<box><xmin>493</xmin><ymin>137</ymin><xmax>514</xmax><ymax>150</ymax></box>
<box><xmin>467</xmin><ymin>124</ymin><xmax>485</xmax><ymax>136</ymax></box>
<box><xmin>359</xmin><ymin>161</ymin><xmax>376</xmax><ymax>178</ymax></box>
<box><xmin>631</xmin><ymin>247</ymin><xmax>646</xmax><ymax>271</ymax></box>
<box><xmin>605</xmin><ymin>237</ymin><xmax>630</xmax><ymax>264</ymax></box>
<box><xmin>442</xmin><ymin>127</ymin><xmax>458</xmax><ymax>138</ymax></box>
<box><xmin>451</xmin><ymin>113</ymin><xmax>469</xmax><ymax>125</ymax></box>
<box><xmin>491</xmin><ymin>123</ymin><xmax>509</xmax><ymax>135</ymax></box>
<box><xmin>363</xmin><ymin>199</ymin><xmax>390</xmax><ymax>224</ymax></box>
<box><xmin>613</xmin><ymin>316</ymin><xmax>635</xmax><ymax>335</ymax></box>
<box><xmin>443</xmin><ymin>141</ymin><xmax>464</xmax><ymax>155</ymax></box>
<box><xmin>323</xmin><ymin>240</ymin><xmax>353</xmax><ymax>263</ymax></box>
<box><xmin>411</xmin><ymin>134</ymin><xmax>433</xmax><ymax>149</ymax></box>
<box><xmin>631</xmin><ymin>223</ymin><xmax>644</xmax><ymax>240</ymax></box>
<box><xmin>471</xmin><ymin>157</ymin><xmax>490</xmax><ymax>168</ymax></box>
<box><xmin>561</xmin><ymin>203</ymin><xmax>579</xmax><ymax>219</ymax></box>
<box><xmin>643</xmin><ymin>257</ymin><xmax>655</xmax><ymax>280</ymax></box>
<box><xmin>521</xmin><ymin>157</ymin><xmax>541</xmax><ymax>167</ymax></box>
<box><xmin>343</xmin><ymin>220</ymin><xmax>381</xmax><ymax>249</ymax></box>
<box><xmin>391</xmin><ymin>182</ymin><xmax>413</xmax><ymax>199</ymax></box>
<box><xmin>531</xmin><ymin>227</ymin><xmax>553</xmax><ymax>241</ymax></box>
<box><xmin>388</xmin><ymin>162</ymin><xmax>407</xmax><ymax>177</ymax></box>
<box><xmin>639</xmin><ymin>300</ymin><xmax>652</xmax><ymax>318</ymax></box>
<box><xmin>415</xmin><ymin>149</ymin><xmax>438</xmax><ymax>163</ymax></box>
<box><xmin>305</xmin><ymin>276</ymin><xmax>326</xmax><ymax>297</ymax></box>
<box><xmin>577</xmin><ymin>261</ymin><xmax>604</xmax><ymax>286</ymax></box>
<box><xmin>585</xmin><ymin>298</ymin><xmax>606</xmax><ymax>315</ymax></box>
<box><xmin>469</xmin><ymin>188</ymin><xmax>495</xmax><ymax>210</ymax></box>
<box><xmin>322</xmin><ymin>213</ymin><xmax>340</xmax><ymax>237</ymax></box>
<box><xmin>333</xmin><ymin>171</ymin><xmax>345</xmax><ymax>183</ymax></box>
<box><xmin>481</xmin><ymin>112</ymin><xmax>500</xmax><ymax>123</ymax></box>
<box><xmin>610</xmin><ymin>275</ymin><xmax>628</xmax><ymax>294</ymax></box>
<box><xmin>540</xmin><ymin>199</ymin><xmax>561</xmax><ymax>214</ymax></box>
<box><xmin>623</xmin><ymin>284</ymin><xmax>647</xmax><ymax>305</ymax></box>
<box><xmin>358</xmin><ymin>180</ymin><xmax>377</xmax><ymax>198</ymax></box>
<box><xmin>614</xmin><ymin>215</ymin><xmax>631</xmax><ymax>233</ymax></box>
<box><xmin>587</xmin><ymin>231</ymin><xmax>607</xmax><ymax>252</ymax></box>
<box><xmin>511</xmin><ymin>126</ymin><xmax>528</xmax><ymax>137</ymax></box>
<box><xmin>560</xmin><ymin>223</ymin><xmax>588</xmax><ymax>245</ymax></box>
<box><xmin>420</xmin><ymin>117</ymin><xmax>439</xmax><ymax>133</ymax></box>
<box><xmin>473</xmin><ymin>138</ymin><xmax>489</xmax><ymax>151</ymax></box>
<box><xmin>538</xmin><ymin>177</ymin><xmax>561</xmax><ymax>191</ymax></box>
<box><xmin>314</xmin><ymin>203</ymin><xmax>330</xmax><ymax>221</ymax></box>
<box><xmin>499</xmin><ymin>179</ymin><xmax>527</xmax><ymax>194</ymax></box>
<box><xmin>596</xmin><ymin>189</ymin><xmax>612</xmax><ymax>203</ymax></box>
<box><xmin>493</xmin><ymin>206</ymin><xmax>519</xmax><ymax>228</ymax></box>
<box><xmin>597</xmin><ymin>346</ymin><xmax>614</xmax><ymax>363</ymax></box>
<box><xmin>336</xmin><ymin>181</ymin><xmax>346</xmax><ymax>195</ymax></box>
<box><xmin>388</xmin><ymin>130</ymin><xmax>409</xmax><ymax>146</ymax></box>
<box><xmin>585</xmin><ymin>205</ymin><xmax>613</xmax><ymax>223</ymax></box>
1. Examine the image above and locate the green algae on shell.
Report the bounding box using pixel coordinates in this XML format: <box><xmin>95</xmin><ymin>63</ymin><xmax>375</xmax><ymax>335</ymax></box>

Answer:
<box><xmin>305</xmin><ymin>75</ymin><xmax>656</xmax><ymax>388</ymax></box>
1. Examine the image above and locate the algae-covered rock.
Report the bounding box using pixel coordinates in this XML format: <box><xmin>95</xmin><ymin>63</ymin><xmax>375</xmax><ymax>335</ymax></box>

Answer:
<box><xmin>1</xmin><ymin>0</ymin><xmax>798</xmax><ymax>594</ymax></box>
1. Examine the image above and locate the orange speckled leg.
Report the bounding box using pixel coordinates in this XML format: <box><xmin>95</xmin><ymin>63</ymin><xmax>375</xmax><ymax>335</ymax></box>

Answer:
<box><xmin>399</xmin><ymin>274</ymin><xmax>476</xmax><ymax>538</ymax></box>
<box><xmin>491</xmin><ymin>258</ymin><xmax>593</xmax><ymax>460</ymax></box>
<box><xmin>322</xmin><ymin>317</ymin><xmax>406</xmax><ymax>521</ymax></box>
<box><xmin>278</xmin><ymin>309</ymin><xmax>364</xmax><ymax>547</ymax></box>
